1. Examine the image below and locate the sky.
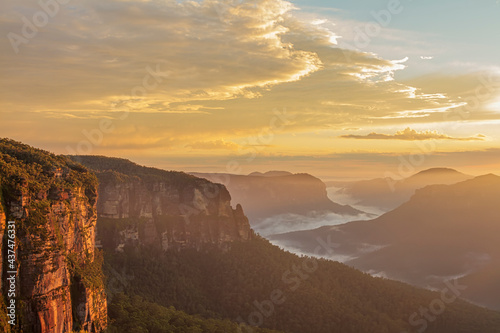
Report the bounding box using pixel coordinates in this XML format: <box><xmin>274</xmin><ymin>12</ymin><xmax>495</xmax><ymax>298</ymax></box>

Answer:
<box><xmin>1</xmin><ymin>0</ymin><xmax>499</xmax><ymax>179</ymax></box>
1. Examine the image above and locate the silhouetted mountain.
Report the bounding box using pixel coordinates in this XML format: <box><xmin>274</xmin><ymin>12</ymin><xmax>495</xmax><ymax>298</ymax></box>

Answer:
<box><xmin>191</xmin><ymin>172</ymin><xmax>364</xmax><ymax>222</ymax></box>
<box><xmin>328</xmin><ymin>167</ymin><xmax>472</xmax><ymax>211</ymax></box>
<box><xmin>404</xmin><ymin>167</ymin><xmax>472</xmax><ymax>185</ymax></box>
<box><xmin>271</xmin><ymin>174</ymin><xmax>500</xmax><ymax>310</ymax></box>
<box><xmin>248</xmin><ymin>171</ymin><xmax>294</xmax><ymax>177</ymax></box>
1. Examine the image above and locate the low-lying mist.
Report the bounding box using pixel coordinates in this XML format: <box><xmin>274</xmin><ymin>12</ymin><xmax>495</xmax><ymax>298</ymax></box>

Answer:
<box><xmin>253</xmin><ymin>211</ymin><xmax>375</xmax><ymax>237</ymax></box>
<box><xmin>326</xmin><ymin>186</ymin><xmax>388</xmax><ymax>216</ymax></box>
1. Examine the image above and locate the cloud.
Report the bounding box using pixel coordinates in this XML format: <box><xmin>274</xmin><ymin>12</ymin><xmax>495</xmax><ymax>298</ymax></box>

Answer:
<box><xmin>186</xmin><ymin>139</ymin><xmax>241</xmax><ymax>151</ymax></box>
<box><xmin>340</xmin><ymin>127</ymin><xmax>485</xmax><ymax>141</ymax></box>
<box><xmin>1</xmin><ymin>0</ymin><xmax>499</xmax><ymax>159</ymax></box>
<box><xmin>0</xmin><ymin>0</ymin><xmax>462</xmax><ymax>119</ymax></box>
<box><xmin>0</xmin><ymin>0</ymin><xmax>322</xmax><ymax>108</ymax></box>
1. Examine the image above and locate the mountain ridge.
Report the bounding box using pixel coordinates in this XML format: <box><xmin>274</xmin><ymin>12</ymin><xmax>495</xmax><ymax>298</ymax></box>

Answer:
<box><xmin>191</xmin><ymin>172</ymin><xmax>365</xmax><ymax>222</ymax></box>
<box><xmin>328</xmin><ymin>167</ymin><xmax>473</xmax><ymax>212</ymax></box>
<box><xmin>271</xmin><ymin>174</ymin><xmax>500</xmax><ymax>310</ymax></box>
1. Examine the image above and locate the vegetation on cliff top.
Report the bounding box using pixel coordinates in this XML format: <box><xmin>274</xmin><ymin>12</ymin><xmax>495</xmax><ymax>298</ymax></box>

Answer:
<box><xmin>0</xmin><ymin>139</ymin><xmax>99</xmax><ymax>247</ymax></box>
<box><xmin>68</xmin><ymin>155</ymin><xmax>211</xmax><ymax>188</ymax></box>
<box><xmin>0</xmin><ymin>138</ymin><xmax>98</xmax><ymax>208</ymax></box>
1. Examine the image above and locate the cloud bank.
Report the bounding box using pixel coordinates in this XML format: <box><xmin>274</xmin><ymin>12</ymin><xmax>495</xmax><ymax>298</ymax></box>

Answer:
<box><xmin>1</xmin><ymin>0</ymin><xmax>461</xmax><ymax>119</ymax></box>
<box><xmin>340</xmin><ymin>127</ymin><xmax>485</xmax><ymax>141</ymax></box>
<box><xmin>0</xmin><ymin>0</ymin><xmax>499</xmax><ymax>162</ymax></box>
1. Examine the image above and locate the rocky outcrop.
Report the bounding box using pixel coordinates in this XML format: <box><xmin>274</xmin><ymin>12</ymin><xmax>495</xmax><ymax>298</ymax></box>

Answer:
<box><xmin>191</xmin><ymin>172</ymin><xmax>365</xmax><ymax>222</ymax></box>
<box><xmin>69</xmin><ymin>156</ymin><xmax>254</xmax><ymax>252</ymax></box>
<box><xmin>0</xmin><ymin>139</ymin><xmax>107</xmax><ymax>333</ymax></box>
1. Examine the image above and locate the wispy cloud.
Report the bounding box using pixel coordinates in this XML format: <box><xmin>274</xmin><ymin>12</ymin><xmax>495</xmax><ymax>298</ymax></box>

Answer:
<box><xmin>1</xmin><ymin>0</ymin><xmax>499</xmax><ymax>160</ymax></box>
<box><xmin>340</xmin><ymin>128</ymin><xmax>485</xmax><ymax>141</ymax></box>
<box><xmin>0</xmin><ymin>0</ymin><xmax>322</xmax><ymax>109</ymax></box>
<box><xmin>0</xmin><ymin>0</ymin><xmax>462</xmax><ymax>120</ymax></box>
<box><xmin>186</xmin><ymin>139</ymin><xmax>241</xmax><ymax>151</ymax></box>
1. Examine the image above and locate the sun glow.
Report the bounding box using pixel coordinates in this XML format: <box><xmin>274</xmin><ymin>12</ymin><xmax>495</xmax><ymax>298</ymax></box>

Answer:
<box><xmin>488</xmin><ymin>97</ymin><xmax>500</xmax><ymax>111</ymax></box>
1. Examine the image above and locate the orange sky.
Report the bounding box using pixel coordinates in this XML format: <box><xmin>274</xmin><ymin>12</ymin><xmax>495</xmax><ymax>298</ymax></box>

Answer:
<box><xmin>1</xmin><ymin>0</ymin><xmax>500</xmax><ymax>179</ymax></box>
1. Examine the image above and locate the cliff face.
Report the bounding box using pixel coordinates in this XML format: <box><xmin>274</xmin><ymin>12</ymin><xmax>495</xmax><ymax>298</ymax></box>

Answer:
<box><xmin>0</xmin><ymin>139</ymin><xmax>107</xmax><ymax>333</ymax></box>
<box><xmin>191</xmin><ymin>172</ymin><xmax>365</xmax><ymax>222</ymax></box>
<box><xmin>69</xmin><ymin>156</ymin><xmax>253</xmax><ymax>252</ymax></box>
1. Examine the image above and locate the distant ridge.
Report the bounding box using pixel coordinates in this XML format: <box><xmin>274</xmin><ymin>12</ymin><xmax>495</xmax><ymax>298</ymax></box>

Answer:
<box><xmin>329</xmin><ymin>167</ymin><xmax>473</xmax><ymax>211</ymax></box>
<box><xmin>248</xmin><ymin>170</ymin><xmax>293</xmax><ymax>177</ymax></box>
<box><xmin>404</xmin><ymin>167</ymin><xmax>469</xmax><ymax>182</ymax></box>
<box><xmin>412</xmin><ymin>167</ymin><xmax>463</xmax><ymax>175</ymax></box>
<box><xmin>191</xmin><ymin>171</ymin><xmax>365</xmax><ymax>222</ymax></box>
<box><xmin>271</xmin><ymin>174</ymin><xmax>500</xmax><ymax>310</ymax></box>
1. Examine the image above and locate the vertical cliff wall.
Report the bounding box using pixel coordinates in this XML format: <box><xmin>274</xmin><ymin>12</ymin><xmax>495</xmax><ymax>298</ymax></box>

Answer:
<box><xmin>0</xmin><ymin>139</ymin><xmax>107</xmax><ymax>333</ymax></box>
<box><xmin>69</xmin><ymin>156</ymin><xmax>254</xmax><ymax>252</ymax></box>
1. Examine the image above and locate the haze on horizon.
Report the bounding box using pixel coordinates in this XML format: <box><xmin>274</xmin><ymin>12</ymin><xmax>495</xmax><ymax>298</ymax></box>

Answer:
<box><xmin>1</xmin><ymin>0</ymin><xmax>500</xmax><ymax>179</ymax></box>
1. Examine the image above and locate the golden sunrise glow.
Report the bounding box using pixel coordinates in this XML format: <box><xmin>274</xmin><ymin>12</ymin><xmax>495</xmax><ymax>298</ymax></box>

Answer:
<box><xmin>1</xmin><ymin>0</ymin><xmax>500</xmax><ymax>179</ymax></box>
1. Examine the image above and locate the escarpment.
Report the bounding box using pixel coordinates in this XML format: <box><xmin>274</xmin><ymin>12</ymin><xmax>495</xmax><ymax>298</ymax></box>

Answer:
<box><xmin>0</xmin><ymin>139</ymin><xmax>107</xmax><ymax>333</ymax></box>
<box><xmin>68</xmin><ymin>156</ymin><xmax>254</xmax><ymax>252</ymax></box>
<box><xmin>191</xmin><ymin>172</ymin><xmax>365</xmax><ymax>222</ymax></box>
<box><xmin>0</xmin><ymin>141</ymin><xmax>253</xmax><ymax>332</ymax></box>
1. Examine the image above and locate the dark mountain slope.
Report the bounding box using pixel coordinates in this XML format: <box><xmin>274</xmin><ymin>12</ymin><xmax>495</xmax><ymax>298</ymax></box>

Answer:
<box><xmin>272</xmin><ymin>174</ymin><xmax>500</xmax><ymax>310</ymax></box>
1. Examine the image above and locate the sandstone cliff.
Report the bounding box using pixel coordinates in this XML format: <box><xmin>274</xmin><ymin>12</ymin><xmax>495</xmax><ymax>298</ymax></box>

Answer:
<box><xmin>0</xmin><ymin>139</ymin><xmax>107</xmax><ymax>333</ymax></box>
<box><xmin>191</xmin><ymin>172</ymin><xmax>365</xmax><ymax>222</ymax></box>
<box><xmin>68</xmin><ymin>156</ymin><xmax>254</xmax><ymax>252</ymax></box>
